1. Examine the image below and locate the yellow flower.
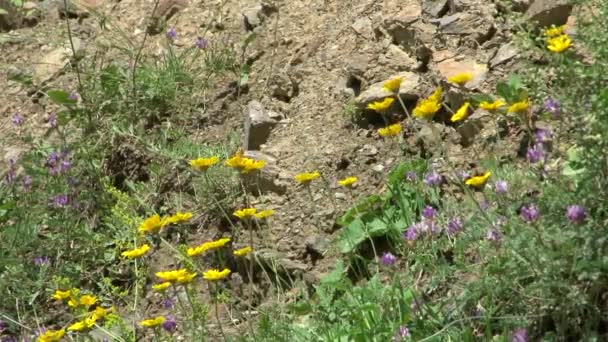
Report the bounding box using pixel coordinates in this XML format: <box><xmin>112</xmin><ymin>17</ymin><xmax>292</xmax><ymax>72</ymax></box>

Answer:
<box><xmin>175</xmin><ymin>272</ymin><xmax>197</xmax><ymax>284</ymax></box>
<box><xmin>121</xmin><ymin>244</ymin><xmax>151</xmax><ymax>259</ymax></box>
<box><xmin>203</xmin><ymin>268</ymin><xmax>231</xmax><ymax>281</ymax></box>
<box><xmin>255</xmin><ymin>209</ymin><xmax>275</xmax><ymax>219</ymax></box>
<box><xmin>338</xmin><ymin>176</ymin><xmax>358</xmax><ymax>187</ymax></box>
<box><xmin>225</xmin><ymin>154</ymin><xmax>244</xmax><ymax>169</ymax></box>
<box><xmin>225</xmin><ymin>154</ymin><xmax>266</xmax><ymax>174</ymax></box>
<box><xmin>52</xmin><ymin>289</ymin><xmax>71</xmax><ymax>300</ymax></box>
<box><xmin>450</xmin><ymin>102</ymin><xmax>471</xmax><ymax>122</ymax></box>
<box><xmin>378</xmin><ymin>123</ymin><xmax>402</xmax><ymax>137</ymax></box>
<box><xmin>447</xmin><ymin>72</ymin><xmax>473</xmax><ymax>85</ymax></box>
<box><xmin>429</xmin><ymin>87</ymin><xmax>443</xmax><ymax>102</ymax></box>
<box><xmin>79</xmin><ymin>295</ymin><xmax>97</xmax><ymax>307</ymax></box>
<box><xmin>156</xmin><ymin>269</ymin><xmax>190</xmax><ymax>282</ymax></box>
<box><xmin>367</xmin><ymin>97</ymin><xmax>395</xmax><ymax>112</ymax></box>
<box><xmin>413</xmin><ymin>98</ymin><xmax>441</xmax><ymax>119</ymax></box>
<box><xmin>382</xmin><ymin>77</ymin><xmax>402</xmax><ymax>92</ymax></box>
<box><xmin>37</xmin><ymin>328</ymin><xmax>65</xmax><ymax>342</ymax></box>
<box><xmin>67</xmin><ymin>318</ymin><xmax>95</xmax><ymax>332</ymax></box>
<box><xmin>189</xmin><ymin>156</ymin><xmax>219</xmax><ymax>171</ymax></box>
<box><xmin>166</xmin><ymin>212</ymin><xmax>193</xmax><ymax>225</ymax></box>
<box><xmin>152</xmin><ymin>282</ymin><xmax>172</xmax><ymax>292</ymax></box>
<box><xmin>465</xmin><ymin>171</ymin><xmax>492</xmax><ymax>187</ymax></box>
<box><xmin>89</xmin><ymin>306</ymin><xmax>112</xmax><ymax>320</ymax></box>
<box><xmin>479</xmin><ymin>99</ymin><xmax>505</xmax><ymax>111</ymax></box>
<box><xmin>187</xmin><ymin>237</ymin><xmax>231</xmax><ymax>257</ymax></box>
<box><xmin>295</xmin><ymin>171</ymin><xmax>321</xmax><ymax>184</ymax></box>
<box><xmin>139</xmin><ymin>316</ymin><xmax>165</xmax><ymax>328</ymax></box>
<box><xmin>67</xmin><ymin>298</ymin><xmax>79</xmax><ymax>308</ymax></box>
<box><xmin>507</xmin><ymin>100</ymin><xmax>529</xmax><ymax>113</ymax></box>
<box><xmin>233</xmin><ymin>246</ymin><xmax>253</xmax><ymax>257</ymax></box>
<box><xmin>138</xmin><ymin>214</ymin><xmax>165</xmax><ymax>234</ymax></box>
<box><xmin>233</xmin><ymin>208</ymin><xmax>257</xmax><ymax>219</ymax></box>
<box><xmin>547</xmin><ymin>34</ymin><xmax>572</xmax><ymax>53</ymax></box>
<box><xmin>544</xmin><ymin>25</ymin><xmax>565</xmax><ymax>37</ymax></box>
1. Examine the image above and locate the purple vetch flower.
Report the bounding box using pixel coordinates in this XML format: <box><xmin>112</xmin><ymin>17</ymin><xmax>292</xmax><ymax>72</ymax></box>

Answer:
<box><xmin>68</xmin><ymin>92</ymin><xmax>79</xmax><ymax>101</ymax></box>
<box><xmin>544</xmin><ymin>98</ymin><xmax>560</xmax><ymax>119</ymax></box>
<box><xmin>566</xmin><ymin>204</ymin><xmax>587</xmax><ymax>224</ymax></box>
<box><xmin>11</xmin><ymin>113</ymin><xmax>24</xmax><ymax>126</ymax></box>
<box><xmin>47</xmin><ymin>152</ymin><xmax>60</xmax><ymax>167</ymax></box>
<box><xmin>404</xmin><ymin>225</ymin><xmax>419</xmax><ymax>241</ymax></box>
<box><xmin>52</xmin><ymin>194</ymin><xmax>69</xmax><ymax>208</ymax></box>
<box><xmin>195</xmin><ymin>37</ymin><xmax>208</xmax><ymax>49</ymax></box>
<box><xmin>60</xmin><ymin>160</ymin><xmax>71</xmax><ymax>172</ymax></box>
<box><xmin>34</xmin><ymin>256</ymin><xmax>50</xmax><ymax>266</ymax></box>
<box><xmin>166</xmin><ymin>27</ymin><xmax>177</xmax><ymax>40</ymax></box>
<box><xmin>423</xmin><ymin>170</ymin><xmax>442</xmax><ymax>186</ymax></box>
<box><xmin>48</xmin><ymin>113</ymin><xmax>58</xmax><ymax>128</ymax></box>
<box><xmin>526</xmin><ymin>144</ymin><xmax>545</xmax><ymax>164</ymax></box>
<box><xmin>446</xmin><ymin>217</ymin><xmax>463</xmax><ymax>236</ymax></box>
<box><xmin>534</xmin><ymin>128</ymin><xmax>552</xmax><ymax>143</ymax></box>
<box><xmin>405</xmin><ymin>171</ymin><xmax>417</xmax><ymax>182</ymax></box>
<box><xmin>392</xmin><ymin>326</ymin><xmax>410</xmax><ymax>341</ymax></box>
<box><xmin>459</xmin><ymin>170</ymin><xmax>471</xmax><ymax>181</ymax></box>
<box><xmin>520</xmin><ymin>203</ymin><xmax>540</xmax><ymax>223</ymax></box>
<box><xmin>0</xmin><ymin>319</ymin><xmax>7</xmax><ymax>332</ymax></box>
<box><xmin>511</xmin><ymin>328</ymin><xmax>528</xmax><ymax>342</ymax></box>
<box><xmin>162</xmin><ymin>297</ymin><xmax>174</xmax><ymax>309</ymax></box>
<box><xmin>379</xmin><ymin>252</ymin><xmax>397</xmax><ymax>266</ymax></box>
<box><xmin>486</xmin><ymin>229</ymin><xmax>502</xmax><ymax>241</ymax></box>
<box><xmin>4</xmin><ymin>159</ymin><xmax>17</xmax><ymax>184</ymax></box>
<box><xmin>479</xmin><ymin>200</ymin><xmax>490</xmax><ymax>211</ymax></box>
<box><xmin>494</xmin><ymin>180</ymin><xmax>508</xmax><ymax>194</ymax></box>
<box><xmin>162</xmin><ymin>315</ymin><xmax>177</xmax><ymax>333</ymax></box>
<box><xmin>422</xmin><ymin>206</ymin><xmax>436</xmax><ymax>219</ymax></box>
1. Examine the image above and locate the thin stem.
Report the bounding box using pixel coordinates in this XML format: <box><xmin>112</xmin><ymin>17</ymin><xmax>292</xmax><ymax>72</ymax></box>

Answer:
<box><xmin>203</xmin><ymin>172</ymin><xmax>238</xmax><ymax>232</ymax></box>
<box><xmin>212</xmin><ymin>283</ymin><xmax>227</xmax><ymax>341</ymax></box>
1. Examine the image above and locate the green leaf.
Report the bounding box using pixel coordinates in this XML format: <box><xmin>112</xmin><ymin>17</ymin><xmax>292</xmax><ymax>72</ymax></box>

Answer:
<box><xmin>337</xmin><ymin>219</ymin><xmax>367</xmax><ymax>253</ymax></box>
<box><xmin>495</xmin><ymin>82</ymin><xmax>513</xmax><ymax>102</ymax></box>
<box><xmin>0</xmin><ymin>8</ymin><xmax>9</xmax><ymax>15</ymax></box>
<box><xmin>10</xmin><ymin>0</ymin><xmax>22</xmax><ymax>6</ymax></box>
<box><xmin>320</xmin><ymin>260</ymin><xmax>347</xmax><ymax>286</ymax></box>
<box><xmin>336</xmin><ymin>194</ymin><xmax>383</xmax><ymax>226</ymax></box>
<box><xmin>470</xmin><ymin>93</ymin><xmax>494</xmax><ymax>105</ymax></box>
<box><xmin>47</xmin><ymin>90</ymin><xmax>77</xmax><ymax>105</ymax></box>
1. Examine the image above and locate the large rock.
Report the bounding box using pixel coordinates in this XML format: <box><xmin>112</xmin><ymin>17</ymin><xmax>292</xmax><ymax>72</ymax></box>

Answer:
<box><xmin>242</xmin><ymin>3</ymin><xmax>277</xmax><ymax>31</ymax></box>
<box><xmin>525</xmin><ymin>0</ymin><xmax>572</xmax><ymax>28</ymax></box>
<box><xmin>489</xmin><ymin>42</ymin><xmax>519</xmax><ymax>68</ymax></box>
<box><xmin>0</xmin><ymin>0</ymin><xmax>20</xmax><ymax>31</ymax></box>
<box><xmin>58</xmin><ymin>0</ymin><xmax>105</xmax><ymax>18</ymax></box>
<box><xmin>435</xmin><ymin>57</ymin><xmax>488</xmax><ymax>89</ymax></box>
<box><xmin>423</xmin><ymin>0</ymin><xmax>449</xmax><ymax>18</ymax></box>
<box><xmin>242</xmin><ymin>151</ymin><xmax>288</xmax><ymax>195</ymax></box>
<box><xmin>456</xmin><ymin>109</ymin><xmax>495</xmax><ymax>147</ymax></box>
<box><xmin>34</xmin><ymin>39</ymin><xmax>85</xmax><ymax>85</ymax></box>
<box><xmin>437</xmin><ymin>13</ymin><xmax>495</xmax><ymax>44</ymax></box>
<box><xmin>146</xmin><ymin>0</ymin><xmax>187</xmax><ymax>34</ymax></box>
<box><xmin>244</xmin><ymin>101</ymin><xmax>279</xmax><ymax>150</ymax></box>
<box><xmin>355</xmin><ymin>71</ymin><xmax>420</xmax><ymax>109</ymax></box>
<box><xmin>378</xmin><ymin>44</ymin><xmax>419</xmax><ymax>71</ymax></box>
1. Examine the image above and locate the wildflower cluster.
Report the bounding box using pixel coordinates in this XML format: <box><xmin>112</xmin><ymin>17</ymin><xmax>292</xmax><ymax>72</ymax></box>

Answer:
<box><xmin>544</xmin><ymin>25</ymin><xmax>572</xmax><ymax>53</ymax></box>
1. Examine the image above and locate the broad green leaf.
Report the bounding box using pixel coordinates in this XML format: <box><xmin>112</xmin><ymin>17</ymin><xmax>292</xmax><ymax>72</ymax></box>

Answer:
<box><xmin>47</xmin><ymin>90</ymin><xmax>77</xmax><ymax>105</ymax></box>
<box><xmin>495</xmin><ymin>82</ymin><xmax>513</xmax><ymax>102</ymax></box>
<box><xmin>0</xmin><ymin>8</ymin><xmax>9</xmax><ymax>15</ymax></box>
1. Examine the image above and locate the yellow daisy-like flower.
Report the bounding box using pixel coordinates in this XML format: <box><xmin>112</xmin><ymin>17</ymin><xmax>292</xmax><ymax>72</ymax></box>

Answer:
<box><xmin>156</xmin><ymin>269</ymin><xmax>190</xmax><ymax>282</ymax></box>
<box><xmin>295</xmin><ymin>171</ymin><xmax>321</xmax><ymax>184</ymax></box>
<box><xmin>226</xmin><ymin>154</ymin><xmax>266</xmax><ymax>174</ymax></box>
<box><xmin>175</xmin><ymin>271</ymin><xmax>197</xmax><ymax>284</ymax></box>
<box><xmin>547</xmin><ymin>34</ymin><xmax>572</xmax><ymax>53</ymax></box>
<box><xmin>233</xmin><ymin>246</ymin><xmax>253</xmax><ymax>257</ymax></box>
<box><xmin>382</xmin><ymin>77</ymin><xmax>402</xmax><ymax>92</ymax></box>
<box><xmin>544</xmin><ymin>25</ymin><xmax>565</xmax><ymax>38</ymax></box>
<box><xmin>152</xmin><ymin>282</ymin><xmax>172</xmax><ymax>292</ymax></box>
<box><xmin>378</xmin><ymin>122</ymin><xmax>402</xmax><ymax>137</ymax></box>
<box><xmin>37</xmin><ymin>328</ymin><xmax>65</xmax><ymax>342</ymax></box>
<box><xmin>165</xmin><ymin>212</ymin><xmax>193</xmax><ymax>225</ymax></box>
<box><xmin>338</xmin><ymin>176</ymin><xmax>358</xmax><ymax>187</ymax></box>
<box><xmin>507</xmin><ymin>100</ymin><xmax>529</xmax><ymax>113</ymax></box>
<box><xmin>465</xmin><ymin>171</ymin><xmax>492</xmax><ymax>188</ymax></box>
<box><xmin>67</xmin><ymin>319</ymin><xmax>94</xmax><ymax>332</ymax></box>
<box><xmin>203</xmin><ymin>268</ymin><xmax>231</xmax><ymax>281</ymax></box>
<box><xmin>67</xmin><ymin>298</ymin><xmax>79</xmax><ymax>308</ymax></box>
<box><xmin>479</xmin><ymin>99</ymin><xmax>505</xmax><ymax>111</ymax></box>
<box><xmin>89</xmin><ymin>306</ymin><xmax>112</xmax><ymax>320</ymax></box>
<box><xmin>429</xmin><ymin>86</ymin><xmax>443</xmax><ymax>102</ymax></box>
<box><xmin>138</xmin><ymin>214</ymin><xmax>165</xmax><ymax>234</ymax></box>
<box><xmin>447</xmin><ymin>72</ymin><xmax>473</xmax><ymax>85</ymax></box>
<box><xmin>189</xmin><ymin>156</ymin><xmax>219</xmax><ymax>171</ymax></box>
<box><xmin>413</xmin><ymin>98</ymin><xmax>441</xmax><ymax>119</ymax></box>
<box><xmin>255</xmin><ymin>209</ymin><xmax>275</xmax><ymax>219</ymax></box>
<box><xmin>187</xmin><ymin>237</ymin><xmax>231</xmax><ymax>257</ymax></box>
<box><xmin>79</xmin><ymin>295</ymin><xmax>97</xmax><ymax>307</ymax></box>
<box><xmin>121</xmin><ymin>244</ymin><xmax>151</xmax><ymax>259</ymax></box>
<box><xmin>450</xmin><ymin>102</ymin><xmax>471</xmax><ymax>122</ymax></box>
<box><xmin>225</xmin><ymin>154</ymin><xmax>244</xmax><ymax>169</ymax></box>
<box><xmin>139</xmin><ymin>316</ymin><xmax>165</xmax><ymax>328</ymax></box>
<box><xmin>367</xmin><ymin>97</ymin><xmax>395</xmax><ymax>112</ymax></box>
<box><xmin>52</xmin><ymin>289</ymin><xmax>71</xmax><ymax>300</ymax></box>
<box><xmin>233</xmin><ymin>208</ymin><xmax>257</xmax><ymax>219</ymax></box>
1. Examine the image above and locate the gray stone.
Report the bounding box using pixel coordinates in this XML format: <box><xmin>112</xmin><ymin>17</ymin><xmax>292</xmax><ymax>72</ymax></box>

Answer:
<box><xmin>489</xmin><ymin>42</ymin><xmax>519</xmax><ymax>68</ymax></box>
<box><xmin>435</xmin><ymin>57</ymin><xmax>488</xmax><ymax>89</ymax></box>
<box><xmin>372</xmin><ymin>164</ymin><xmax>385</xmax><ymax>173</ymax></box>
<box><xmin>305</xmin><ymin>235</ymin><xmax>330</xmax><ymax>256</ymax></box>
<box><xmin>438</xmin><ymin>13</ymin><xmax>495</xmax><ymax>44</ymax></box>
<box><xmin>423</xmin><ymin>0</ymin><xmax>449</xmax><ymax>17</ymax></box>
<box><xmin>360</xmin><ymin>144</ymin><xmax>378</xmax><ymax>157</ymax></box>
<box><xmin>525</xmin><ymin>0</ymin><xmax>572</xmax><ymax>28</ymax></box>
<box><xmin>379</xmin><ymin>44</ymin><xmax>418</xmax><ymax>71</ymax></box>
<box><xmin>335</xmin><ymin>192</ymin><xmax>347</xmax><ymax>200</ymax></box>
<box><xmin>355</xmin><ymin>71</ymin><xmax>420</xmax><ymax>108</ymax></box>
<box><xmin>242</xmin><ymin>3</ymin><xmax>276</xmax><ymax>31</ymax></box>
<box><xmin>256</xmin><ymin>249</ymin><xmax>309</xmax><ymax>275</ymax></box>
<box><xmin>352</xmin><ymin>17</ymin><xmax>374</xmax><ymax>38</ymax></box>
<box><xmin>456</xmin><ymin>109</ymin><xmax>494</xmax><ymax>146</ymax></box>
<box><xmin>244</xmin><ymin>101</ymin><xmax>279</xmax><ymax>150</ymax></box>
<box><xmin>269</xmin><ymin>72</ymin><xmax>298</xmax><ymax>102</ymax></box>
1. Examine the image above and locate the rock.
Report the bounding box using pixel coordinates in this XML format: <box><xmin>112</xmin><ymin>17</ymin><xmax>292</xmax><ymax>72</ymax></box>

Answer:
<box><xmin>242</xmin><ymin>151</ymin><xmax>288</xmax><ymax>195</ymax></box>
<box><xmin>346</xmin><ymin>54</ymin><xmax>371</xmax><ymax>79</ymax></box>
<box><xmin>146</xmin><ymin>0</ymin><xmax>187</xmax><ymax>34</ymax></box>
<box><xmin>423</xmin><ymin>0</ymin><xmax>449</xmax><ymax>17</ymax></box>
<box><xmin>352</xmin><ymin>17</ymin><xmax>374</xmax><ymax>39</ymax></box>
<box><xmin>525</xmin><ymin>0</ymin><xmax>572</xmax><ymax>28</ymax></box>
<box><xmin>456</xmin><ymin>109</ymin><xmax>495</xmax><ymax>146</ymax></box>
<box><xmin>244</xmin><ymin>101</ymin><xmax>279</xmax><ymax>150</ymax></box>
<box><xmin>34</xmin><ymin>47</ymin><xmax>70</xmax><ymax>85</ymax></box>
<box><xmin>256</xmin><ymin>249</ymin><xmax>309</xmax><ymax>275</ymax></box>
<box><xmin>269</xmin><ymin>73</ymin><xmax>298</xmax><ymax>102</ymax></box>
<box><xmin>355</xmin><ymin>71</ymin><xmax>420</xmax><ymax>108</ymax></box>
<box><xmin>335</xmin><ymin>192</ymin><xmax>347</xmax><ymax>200</ymax></box>
<box><xmin>58</xmin><ymin>0</ymin><xmax>105</xmax><ymax>18</ymax></box>
<box><xmin>305</xmin><ymin>235</ymin><xmax>330</xmax><ymax>256</ymax></box>
<box><xmin>242</xmin><ymin>3</ymin><xmax>276</xmax><ymax>31</ymax></box>
<box><xmin>360</xmin><ymin>144</ymin><xmax>378</xmax><ymax>157</ymax></box>
<box><xmin>489</xmin><ymin>42</ymin><xmax>519</xmax><ymax>68</ymax></box>
<box><xmin>382</xmin><ymin>0</ymin><xmax>422</xmax><ymax>29</ymax></box>
<box><xmin>437</xmin><ymin>13</ymin><xmax>495</xmax><ymax>44</ymax></box>
<box><xmin>0</xmin><ymin>0</ymin><xmax>20</xmax><ymax>31</ymax></box>
<box><xmin>379</xmin><ymin>44</ymin><xmax>419</xmax><ymax>71</ymax></box>
<box><xmin>372</xmin><ymin>164</ymin><xmax>385</xmax><ymax>173</ymax></box>
<box><xmin>435</xmin><ymin>57</ymin><xmax>488</xmax><ymax>89</ymax></box>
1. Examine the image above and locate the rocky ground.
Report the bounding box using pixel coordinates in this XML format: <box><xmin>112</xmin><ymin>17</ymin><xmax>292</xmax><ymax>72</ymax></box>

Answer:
<box><xmin>1</xmin><ymin>0</ymin><xmax>577</xmax><ymax>336</ymax></box>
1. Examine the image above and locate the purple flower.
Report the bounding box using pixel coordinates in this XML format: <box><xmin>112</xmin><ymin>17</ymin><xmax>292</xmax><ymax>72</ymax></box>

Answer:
<box><xmin>11</xmin><ymin>113</ymin><xmax>24</xmax><ymax>126</ymax></box>
<box><xmin>34</xmin><ymin>256</ymin><xmax>50</xmax><ymax>266</ymax></box>
<box><xmin>446</xmin><ymin>217</ymin><xmax>463</xmax><ymax>236</ymax></box>
<box><xmin>162</xmin><ymin>315</ymin><xmax>177</xmax><ymax>333</ymax></box>
<box><xmin>405</xmin><ymin>171</ymin><xmax>417</xmax><ymax>182</ymax></box>
<box><xmin>494</xmin><ymin>180</ymin><xmax>508</xmax><ymax>194</ymax></box>
<box><xmin>60</xmin><ymin>160</ymin><xmax>71</xmax><ymax>172</ymax></box>
<box><xmin>511</xmin><ymin>328</ymin><xmax>528</xmax><ymax>342</ymax></box>
<box><xmin>520</xmin><ymin>203</ymin><xmax>540</xmax><ymax>223</ymax></box>
<box><xmin>379</xmin><ymin>252</ymin><xmax>397</xmax><ymax>266</ymax></box>
<box><xmin>479</xmin><ymin>200</ymin><xmax>490</xmax><ymax>211</ymax></box>
<box><xmin>486</xmin><ymin>229</ymin><xmax>502</xmax><ymax>241</ymax></box>
<box><xmin>4</xmin><ymin>159</ymin><xmax>16</xmax><ymax>184</ymax></box>
<box><xmin>404</xmin><ymin>226</ymin><xmax>418</xmax><ymax>241</ymax></box>
<box><xmin>0</xmin><ymin>319</ymin><xmax>7</xmax><ymax>332</ymax></box>
<box><xmin>392</xmin><ymin>326</ymin><xmax>410</xmax><ymax>341</ymax></box>
<box><xmin>52</xmin><ymin>194</ymin><xmax>69</xmax><ymax>208</ymax></box>
<box><xmin>47</xmin><ymin>152</ymin><xmax>59</xmax><ymax>167</ymax></box>
<box><xmin>544</xmin><ymin>98</ymin><xmax>560</xmax><ymax>119</ymax></box>
<box><xmin>48</xmin><ymin>113</ymin><xmax>58</xmax><ymax>128</ymax></box>
<box><xmin>459</xmin><ymin>170</ymin><xmax>471</xmax><ymax>181</ymax></box>
<box><xmin>195</xmin><ymin>37</ymin><xmax>208</xmax><ymax>49</ymax></box>
<box><xmin>566</xmin><ymin>204</ymin><xmax>587</xmax><ymax>224</ymax></box>
<box><xmin>422</xmin><ymin>206</ymin><xmax>436</xmax><ymax>219</ymax></box>
<box><xmin>68</xmin><ymin>92</ymin><xmax>79</xmax><ymax>101</ymax></box>
<box><xmin>526</xmin><ymin>144</ymin><xmax>545</xmax><ymax>164</ymax></box>
<box><xmin>534</xmin><ymin>129</ymin><xmax>552</xmax><ymax>143</ymax></box>
<box><xmin>423</xmin><ymin>171</ymin><xmax>442</xmax><ymax>186</ymax></box>
<box><xmin>166</xmin><ymin>27</ymin><xmax>177</xmax><ymax>40</ymax></box>
<box><xmin>162</xmin><ymin>297</ymin><xmax>174</xmax><ymax>309</ymax></box>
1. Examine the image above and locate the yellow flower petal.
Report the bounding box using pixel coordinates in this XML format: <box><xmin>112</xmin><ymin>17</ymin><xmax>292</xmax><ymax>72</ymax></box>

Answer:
<box><xmin>37</xmin><ymin>329</ymin><xmax>65</xmax><ymax>342</ymax></box>
<box><xmin>465</xmin><ymin>171</ymin><xmax>492</xmax><ymax>187</ymax></box>
<box><xmin>544</xmin><ymin>25</ymin><xmax>566</xmax><ymax>38</ymax></box>
<box><xmin>203</xmin><ymin>268</ymin><xmax>231</xmax><ymax>281</ymax></box>
<box><xmin>450</xmin><ymin>102</ymin><xmax>470</xmax><ymax>122</ymax></box>
<box><xmin>367</xmin><ymin>97</ymin><xmax>395</xmax><ymax>112</ymax></box>
<box><xmin>233</xmin><ymin>208</ymin><xmax>257</xmax><ymax>219</ymax></box>
<box><xmin>138</xmin><ymin>214</ymin><xmax>165</xmax><ymax>234</ymax></box>
<box><xmin>189</xmin><ymin>156</ymin><xmax>219</xmax><ymax>171</ymax></box>
<box><xmin>382</xmin><ymin>77</ymin><xmax>402</xmax><ymax>92</ymax></box>
<box><xmin>255</xmin><ymin>209</ymin><xmax>274</xmax><ymax>219</ymax></box>
<box><xmin>233</xmin><ymin>246</ymin><xmax>253</xmax><ymax>257</ymax></box>
<box><xmin>79</xmin><ymin>295</ymin><xmax>97</xmax><ymax>307</ymax></box>
<box><xmin>547</xmin><ymin>34</ymin><xmax>572</xmax><ymax>53</ymax></box>
<box><xmin>139</xmin><ymin>316</ymin><xmax>165</xmax><ymax>328</ymax></box>
<box><xmin>479</xmin><ymin>99</ymin><xmax>505</xmax><ymax>111</ymax></box>
<box><xmin>51</xmin><ymin>289</ymin><xmax>71</xmax><ymax>300</ymax></box>
<box><xmin>295</xmin><ymin>171</ymin><xmax>321</xmax><ymax>184</ymax></box>
<box><xmin>152</xmin><ymin>282</ymin><xmax>172</xmax><ymax>292</ymax></box>
<box><xmin>507</xmin><ymin>100</ymin><xmax>529</xmax><ymax>113</ymax></box>
<box><xmin>378</xmin><ymin>123</ymin><xmax>402</xmax><ymax>137</ymax></box>
<box><xmin>121</xmin><ymin>244</ymin><xmax>151</xmax><ymax>259</ymax></box>
<box><xmin>338</xmin><ymin>176</ymin><xmax>357</xmax><ymax>187</ymax></box>
<box><xmin>187</xmin><ymin>238</ymin><xmax>231</xmax><ymax>257</ymax></box>
<box><xmin>447</xmin><ymin>72</ymin><xmax>473</xmax><ymax>85</ymax></box>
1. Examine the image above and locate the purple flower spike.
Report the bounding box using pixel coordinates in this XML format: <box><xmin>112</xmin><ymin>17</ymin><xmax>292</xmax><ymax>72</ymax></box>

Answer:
<box><xmin>68</xmin><ymin>92</ymin><xmax>79</xmax><ymax>101</ymax></box>
<box><xmin>11</xmin><ymin>113</ymin><xmax>24</xmax><ymax>126</ymax></box>
<box><xmin>52</xmin><ymin>194</ymin><xmax>69</xmax><ymax>208</ymax></box>
<box><xmin>494</xmin><ymin>180</ymin><xmax>508</xmax><ymax>194</ymax></box>
<box><xmin>404</xmin><ymin>226</ymin><xmax>418</xmax><ymax>241</ymax></box>
<box><xmin>405</xmin><ymin>171</ymin><xmax>417</xmax><ymax>182</ymax></box>
<box><xmin>486</xmin><ymin>229</ymin><xmax>502</xmax><ymax>241</ymax></box>
<box><xmin>511</xmin><ymin>328</ymin><xmax>528</xmax><ymax>342</ymax></box>
<box><xmin>162</xmin><ymin>315</ymin><xmax>177</xmax><ymax>333</ymax></box>
<box><xmin>534</xmin><ymin>129</ymin><xmax>552</xmax><ymax>143</ymax></box>
<box><xmin>566</xmin><ymin>205</ymin><xmax>587</xmax><ymax>224</ymax></box>
<box><xmin>166</xmin><ymin>27</ymin><xmax>177</xmax><ymax>40</ymax></box>
<box><xmin>162</xmin><ymin>297</ymin><xmax>174</xmax><ymax>309</ymax></box>
<box><xmin>380</xmin><ymin>252</ymin><xmax>397</xmax><ymax>266</ymax></box>
<box><xmin>544</xmin><ymin>98</ymin><xmax>560</xmax><ymax>119</ymax></box>
<box><xmin>422</xmin><ymin>205</ymin><xmax>436</xmax><ymax>219</ymax></box>
<box><xmin>195</xmin><ymin>37</ymin><xmax>208</xmax><ymax>49</ymax></box>
<box><xmin>423</xmin><ymin>170</ymin><xmax>442</xmax><ymax>186</ymax></box>
<box><xmin>447</xmin><ymin>217</ymin><xmax>463</xmax><ymax>236</ymax></box>
<box><xmin>34</xmin><ymin>256</ymin><xmax>50</xmax><ymax>266</ymax></box>
<box><xmin>520</xmin><ymin>203</ymin><xmax>540</xmax><ymax>223</ymax></box>
<box><xmin>48</xmin><ymin>113</ymin><xmax>58</xmax><ymax>128</ymax></box>
<box><xmin>526</xmin><ymin>144</ymin><xmax>545</xmax><ymax>164</ymax></box>
<box><xmin>392</xmin><ymin>326</ymin><xmax>410</xmax><ymax>341</ymax></box>
<box><xmin>60</xmin><ymin>160</ymin><xmax>71</xmax><ymax>172</ymax></box>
